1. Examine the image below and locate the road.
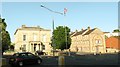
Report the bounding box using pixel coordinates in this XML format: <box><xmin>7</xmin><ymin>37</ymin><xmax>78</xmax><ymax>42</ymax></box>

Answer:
<box><xmin>2</xmin><ymin>53</ymin><xmax>120</xmax><ymax>67</ymax></box>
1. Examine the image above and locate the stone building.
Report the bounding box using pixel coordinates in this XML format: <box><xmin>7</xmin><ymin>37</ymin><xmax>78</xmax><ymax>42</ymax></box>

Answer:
<box><xmin>14</xmin><ymin>25</ymin><xmax>52</xmax><ymax>53</ymax></box>
<box><xmin>70</xmin><ymin>27</ymin><xmax>106</xmax><ymax>53</ymax></box>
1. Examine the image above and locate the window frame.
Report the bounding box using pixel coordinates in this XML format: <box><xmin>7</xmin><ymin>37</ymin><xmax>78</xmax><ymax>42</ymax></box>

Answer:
<box><xmin>23</xmin><ymin>35</ymin><xmax>26</xmax><ymax>41</ymax></box>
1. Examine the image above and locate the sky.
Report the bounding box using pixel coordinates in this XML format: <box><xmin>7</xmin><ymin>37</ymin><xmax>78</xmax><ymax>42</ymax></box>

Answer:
<box><xmin>1</xmin><ymin>0</ymin><xmax>119</xmax><ymax>2</ymax></box>
<box><xmin>1</xmin><ymin>2</ymin><xmax>118</xmax><ymax>42</ymax></box>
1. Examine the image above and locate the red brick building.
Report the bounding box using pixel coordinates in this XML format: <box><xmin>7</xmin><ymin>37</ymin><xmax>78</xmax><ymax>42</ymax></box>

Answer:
<box><xmin>106</xmin><ymin>36</ymin><xmax>120</xmax><ymax>52</ymax></box>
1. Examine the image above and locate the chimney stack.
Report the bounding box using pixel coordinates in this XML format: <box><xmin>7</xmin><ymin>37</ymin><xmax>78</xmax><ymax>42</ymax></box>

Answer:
<box><xmin>88</xmin><ymin>26</ymin><xmax>90</xmax><ymax>30</ymax></box>
<box><xmin>81</xmin><ymin>28</ymin><xmax>84</xmax><ymax>31</ymax></box>
<box><xmin>22</xmin><ymin>25</ymin><xmax>26</xmax><ymax>28</ymax></box>
<box><xmin>75</xmin><ymin>30</ymin><xmax>78</xmax><ymax>32</ymax></box>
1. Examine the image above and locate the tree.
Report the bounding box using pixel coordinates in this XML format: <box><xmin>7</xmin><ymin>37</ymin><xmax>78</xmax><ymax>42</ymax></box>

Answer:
<box><xmin>113</xmin><ymin>29</ymin><xmax>120</xmax><ymax>32</ymax></box>
<box><xmin>10</xmin><ymin>43</ymin><xmax>15</xmax><ymax>51</ymax></box>
<box><xmin>105</xmin><ymin>35</ymin><xmax>108</xmax><ymax>39</ymax></box>
<box><xmin>52</xmin><ymin>26</ymin><xmax>71</xmax><ymax>51</ymax></box>
<box><xmin>0</xmin><ymin>17</ymin><xmax>11</xmax><ymax>54</ymax></box>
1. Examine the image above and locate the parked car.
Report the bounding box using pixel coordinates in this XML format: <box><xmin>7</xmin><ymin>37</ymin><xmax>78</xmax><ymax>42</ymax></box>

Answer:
<box><xmin>9</xmin><ymin>52</ymin><xmax>42</xmax><ymax>67</ymax></box>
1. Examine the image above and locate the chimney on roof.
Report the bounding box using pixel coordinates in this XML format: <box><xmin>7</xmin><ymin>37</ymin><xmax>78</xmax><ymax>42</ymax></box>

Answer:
<box><xmin>81</xmin><ymin>28</ymin><xmax>84</xmax><ymax>31</ymax></box>
<box><xmin>75</xmin><ymin>30</ymin><xmax>78</xmax><ymax>32</ymax></box>
<box><xmin>22</xmin><ymin>25</ymin><xmax>26</xmax><ymax>28</ymax></box>
<box><xmin>88</xmin><ymin>26</ymin><xmax>90</xmax><ymax>30</ymax></box>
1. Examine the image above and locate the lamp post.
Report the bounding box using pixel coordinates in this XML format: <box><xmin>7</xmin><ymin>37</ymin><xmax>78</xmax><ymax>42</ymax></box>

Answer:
<box><xmin>65</xmin><ymin>26</ymin><xmax>67</xmax><ymax>50</ymax></box>
<box><xmin>41</xmin><ymin>5</ymin><xmax>70</xmax><ymax>56</ymax></box>
<box><xmin>64</xmin><ymin>8</ymin><xmax>70</xmax><ymax>56</ymax></box>
<box><xmin>41</xmin><ymin>5</ymin><xmax>64</xmax><ymax>56</ymax></box>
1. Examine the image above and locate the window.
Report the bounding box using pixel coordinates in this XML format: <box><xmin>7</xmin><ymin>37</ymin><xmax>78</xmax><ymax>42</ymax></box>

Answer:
<box><xmin>42</xmin><ymin>45</ymin><xmax>45</xmax><ymax>50</ymax></box>
<box><xmin>23</xmin><ymin>35</ymin><xmax>26</xmax><ymax>41</ymax></box>
<box><xmin>33</xmin><ymin>34</ymin><xmax>37</xmax><ymax>41</ymax></box>
<box><xmin>42</xmin><ymin>34</ymin><xmax>46</xmax><ymax>42</ymax></box>
<box><xmin>22</xmin><ymin>44</ymin><xmax>26</xmax><ymax>51</ymax></box>
<box><xmin>96</xmin><ymin>40</ymin><xmax>101</xmax><ymax>44</ymax></box>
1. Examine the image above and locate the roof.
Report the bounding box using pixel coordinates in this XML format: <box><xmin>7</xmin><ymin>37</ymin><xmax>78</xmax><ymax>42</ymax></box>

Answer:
<box><xmin>71</xmin><ymin>27</ymin><xmax>99</xmax><ymax>37</ymax></box>
<box><xmin>14</xmin><ymin>25</ymin><xmax>51</xmax><ymax>35</ymax></box>
<box><xmin>70</xmin><ymin>32</ymin><xmax>75</xmax><ymax>36</ymax></box>
<box><xmin>84</xmin><ymin>28</ymin><xmax>96</xmax><ymax>35</ymax></box>
<box><xmin>103</xmin><ymin>32</ymin><xmax>110</xmax><ymax>33</ymax></box>
<box><xmin>71</xmin><ymin>29</ymin><xmax>87</xmax><ymax>37</ymax></box>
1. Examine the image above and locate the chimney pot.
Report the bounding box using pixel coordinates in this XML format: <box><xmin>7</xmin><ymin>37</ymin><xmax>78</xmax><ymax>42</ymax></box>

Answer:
<box><xmin>88</xmin><ymin>26</ymin><xmax>90</xmax><ymax>30</ymax></box>
<box><xmin>81</xmin><ymin>28</ymin><xmax>84</xmax><ymax>31</ymax></box>
<box><xmin>22</xmin><ymin>25</ymin><xmax>26</xmax><ymax>28</ymax></box>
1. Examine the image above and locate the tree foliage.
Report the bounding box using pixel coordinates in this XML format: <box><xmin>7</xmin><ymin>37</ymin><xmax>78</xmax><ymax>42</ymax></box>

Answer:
<box><xmin>2</xmin><ymin>31</ymin><xmax>11</xmax><ymax>51</ymax></box>
<box><xmin>10</xmin><ymin>45</ymin><xmax>14</xmax><ymax>51</ymax></box>
<box><xmin>113</xmin><ymin>29</ymin><xmax>120</xmax><ymax>32</ymax></box>
<box><xmin>52</xmin><ymin>26</ymin><xmax>71</xmax><ymax>50</ymax></box>
<box><xmin>0</xmin><ymin>18</ymin><xmax>11</xmax><ymax>54</ymax></box>
<box><xmin>105</xmin><ymin>35</ymin><xmax>108</xmax><ymax>39</ymax></box>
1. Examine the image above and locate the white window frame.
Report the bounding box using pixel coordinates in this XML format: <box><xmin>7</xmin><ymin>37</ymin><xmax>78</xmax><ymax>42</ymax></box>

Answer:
<box><xmin>23</xmin><ymin>35</ymin><xmax>26</xmax><ymax>41</ymax></box>
<box><xmin>95</xmin><ymin>39</ymin><xmax>101</xmax><ymax>44</ymax></box>
<box><xmin>42</xmin><ymin>34</ymin><xmax>46</xmax><ymax>42</ymax></box>
<box><xmin>33</xmin><ymin>34</ymin><xmax>37</xmax><ymax>41</ymax></box>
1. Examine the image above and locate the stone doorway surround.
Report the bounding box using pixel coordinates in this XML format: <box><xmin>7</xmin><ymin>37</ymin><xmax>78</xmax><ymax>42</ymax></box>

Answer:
<box><xmin>29</xmin><ymin>41</ymin><xmax>42</xmax><ymax>52</ymax></box>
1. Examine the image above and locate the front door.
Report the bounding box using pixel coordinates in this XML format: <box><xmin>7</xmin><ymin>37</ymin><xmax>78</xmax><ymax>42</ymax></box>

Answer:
<box><xmin>96</xmin><ymin>46</ymin><xmax>99</xmax><ymax>53</ymax></box>
<box><xmin>34</xmin><ymin>44</ymin><xmax>37</xmax><ymax>51</ymax></box>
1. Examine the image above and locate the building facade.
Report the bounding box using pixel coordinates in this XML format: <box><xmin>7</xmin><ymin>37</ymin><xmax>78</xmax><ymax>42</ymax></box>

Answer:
<box><xmin>106</xmin><ymin>36</ymin><xmax>120</xmax><ymax>52</ymax></box>
<box><xmin>104</xmin><ymin>32</ymin><xmax>120</xmax><ymax>38</ymax></box>
<box><xmin>14</xmin><ymin>25</ymin><xmax>52</xmax><ymax>53</ymax></box>
<box><xmin>70</xmin><ymin>27</ymin><xmax>106</xmax><ymax>53</ymax></box>
<box><xmin>104</xmin><ymin>32</ymin><xmax>112</xmax><ymax>38</ymax></box>
<box><xmin>111</xmin><ymin>32</ymin><xmax>120</xmax><ymax>36</ymax></box>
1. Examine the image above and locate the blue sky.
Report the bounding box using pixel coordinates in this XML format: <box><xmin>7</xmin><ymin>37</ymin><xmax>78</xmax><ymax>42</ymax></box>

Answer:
<box><xmin>1</xmin><ymin>2</ymin><xmax>118</xmax><ymax>42</ymax></box>
<box><xmin>1</xmin><ymin>0</ymin><xmax>119</xmax><ymax>2</ymax></box>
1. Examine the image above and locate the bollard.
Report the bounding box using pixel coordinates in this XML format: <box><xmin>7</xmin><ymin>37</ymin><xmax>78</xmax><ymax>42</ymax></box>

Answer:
<box><xmin>58</xmin><ymin>52</ymin><xmax>65</xmax><ymax>67</ymax></box>
<box><xmin>2</xmin><ymin>58</ymin><xmax>7</xmax><ymax>67</ymax></box>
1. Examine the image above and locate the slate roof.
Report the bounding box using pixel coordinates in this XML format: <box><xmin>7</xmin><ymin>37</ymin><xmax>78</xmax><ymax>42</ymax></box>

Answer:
<box><xmin>71</xmin><ymin>29</ymin><xmax>87</xmax><ymax>37</ymax></box>
<box><xmin>84</xmin><ymin>28</ymin><xmax>96</xmax><ymax>35</ymax></box>
<box><xmin>14</xmin><ymin>25</ymin><xmax>50</xmax><ymax>35</ymax></box>
<box><xmin>70</xmin><ymin>32</ymin><xmax>75</xmax><ymax>36</ymax></box>
<box><xmin>73</xmin><ymin>29</ymin><xmax>87</xmax><ymax>36</ymax></box>
<box><xmin>71</xmin><ymin>28</ymin><xmax>97</xmax><ymax>37</ymax></box>
<box><xmin>20</xmin><ymin>26</ymin><xmax>45</xmax><ymax>30</ymax></box>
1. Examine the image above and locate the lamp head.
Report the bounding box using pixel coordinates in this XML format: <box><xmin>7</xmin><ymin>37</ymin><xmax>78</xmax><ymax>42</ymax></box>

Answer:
<box><xmin>41</xmin><ymin>5</ymin><xmax>44</xmax><ymax>7</ymax></box>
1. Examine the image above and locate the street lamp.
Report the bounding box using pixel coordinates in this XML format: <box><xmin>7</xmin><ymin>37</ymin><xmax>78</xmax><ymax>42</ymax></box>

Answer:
<box><xmin>41</xmin><ymin>5</ymin><xmax>63</xmax><ymax>15</ymax></box>
<box><xmin>41</xmin><ymin>5</ymin><xmax>69</xmax><ymax>56</ymax></box>
<box><xmin>41</xmin><ymin>5</ymin><xmax>64</xmax><ymax>56</ymax></box>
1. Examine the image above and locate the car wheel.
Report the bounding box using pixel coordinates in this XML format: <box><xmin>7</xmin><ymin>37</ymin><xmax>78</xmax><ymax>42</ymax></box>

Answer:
<box><xmin>18</xmin><ymin>61</ymin><xmax>23</xmax><ymax>67</ymax></box>
<box><xmin>37</xmin><ymin>59</ymin><xmax>42</xmax><ymax>64</ymax></box>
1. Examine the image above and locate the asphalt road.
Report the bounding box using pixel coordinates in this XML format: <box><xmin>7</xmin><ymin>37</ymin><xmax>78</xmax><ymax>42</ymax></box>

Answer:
<box><xmin>2</xmin><ymin>53</ymin><xmax>120</xmax><ymax>67</ymax></box>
